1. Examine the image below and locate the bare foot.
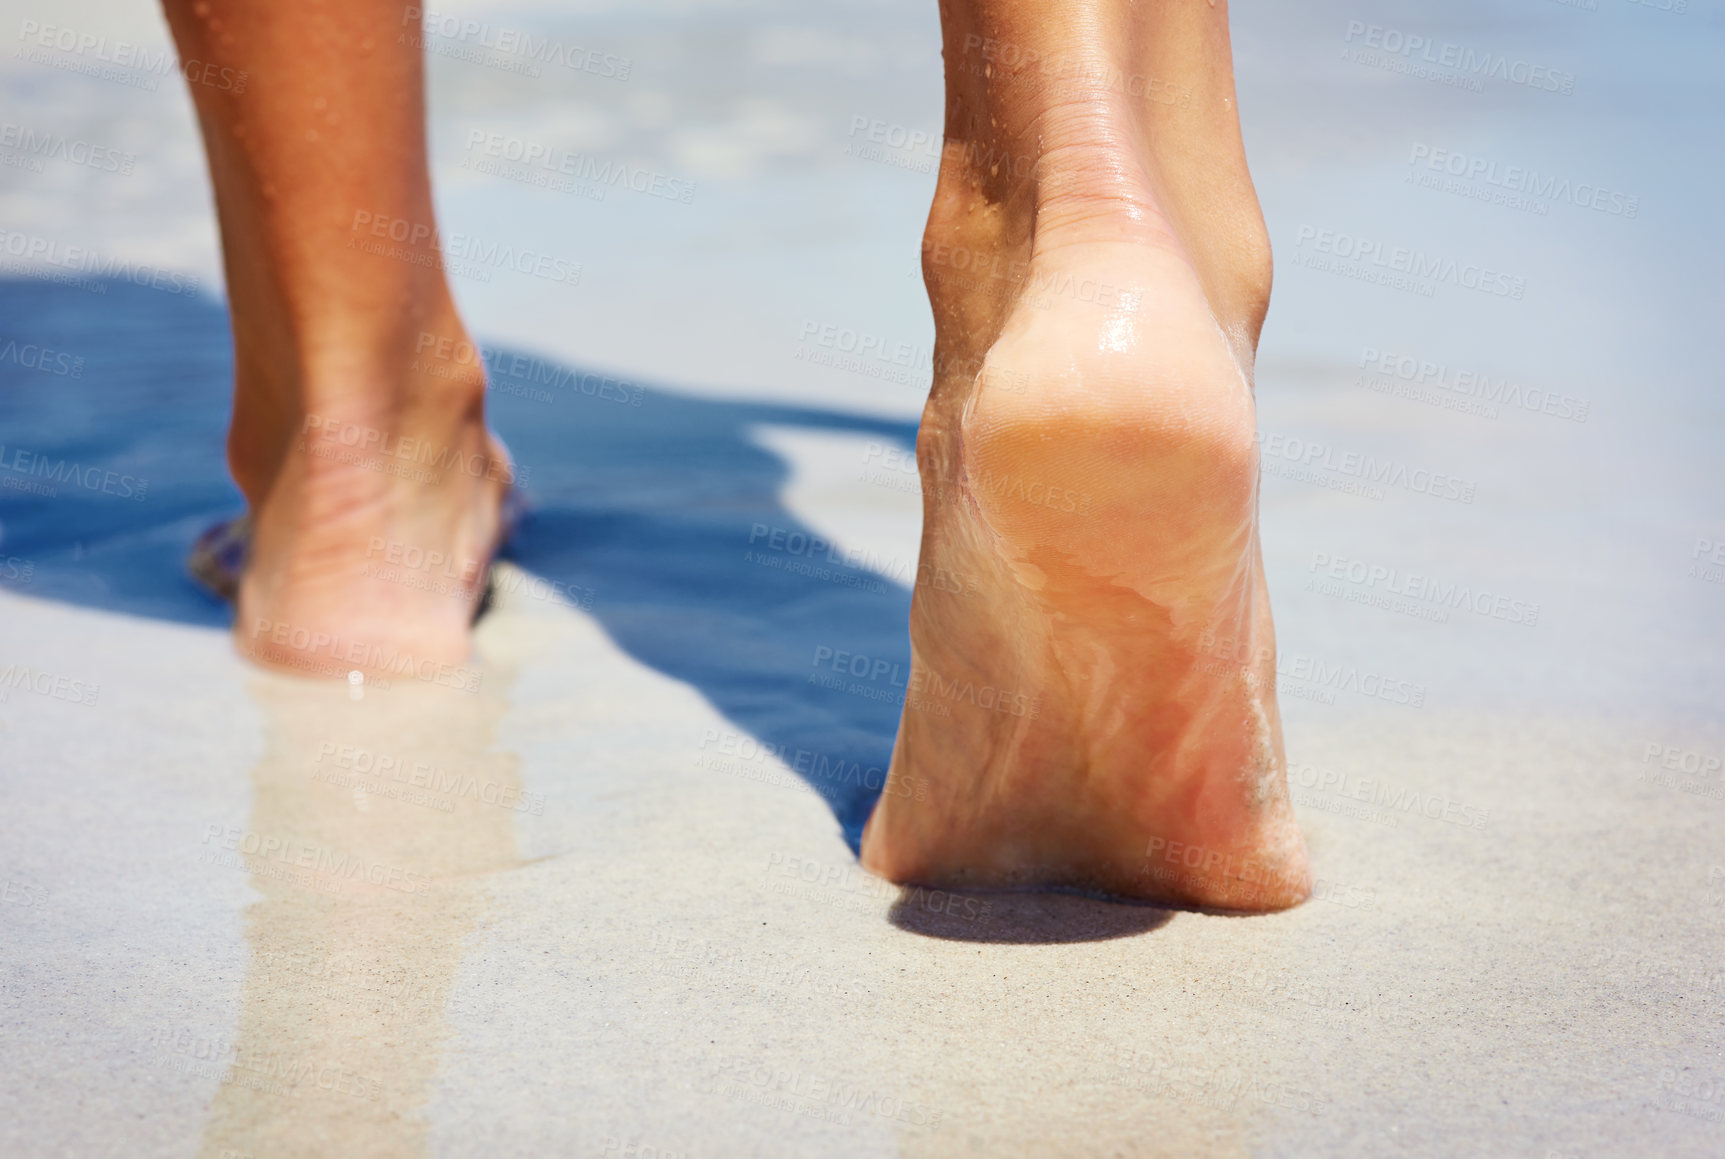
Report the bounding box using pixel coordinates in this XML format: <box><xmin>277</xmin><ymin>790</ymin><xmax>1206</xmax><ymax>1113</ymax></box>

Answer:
<box><xmin>860</xmin><ymin>2</ymin><xmax>1310</xmax><ymax>911</ymax></box>
<box><xmin>160</xmin><ymin>0</ymin><xmax>511</xmax><ymax>685</ymax></box>
<box><xmin>232</xmin><ymin>309</ymin><xmax>512</xmax><ymax>686</ymax></box>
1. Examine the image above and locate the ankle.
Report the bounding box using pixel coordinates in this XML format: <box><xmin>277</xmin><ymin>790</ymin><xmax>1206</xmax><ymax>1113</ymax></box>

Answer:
<box><xmin>227</xmin><ymin>303</ymin><xmax>488</xmax><ymax>506</ymax></box>
<box><xmin>929</xmin><ymin>0</ymin><xmax>1271</xmax><ymax>341</ymax></box>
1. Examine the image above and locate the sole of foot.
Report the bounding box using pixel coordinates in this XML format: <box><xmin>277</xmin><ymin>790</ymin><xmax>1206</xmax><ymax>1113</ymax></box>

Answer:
<box><xmin>861</xmin><ymin>143</ymin><xmax>1309</xmax><ymax>913</ymax></box>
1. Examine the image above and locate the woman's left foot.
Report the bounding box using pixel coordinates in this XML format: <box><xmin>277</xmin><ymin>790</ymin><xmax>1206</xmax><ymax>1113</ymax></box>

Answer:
<box><xmin>231</xmin><ymin>314</ymin><xmax>512</xmax><ymax>684</ymax></box>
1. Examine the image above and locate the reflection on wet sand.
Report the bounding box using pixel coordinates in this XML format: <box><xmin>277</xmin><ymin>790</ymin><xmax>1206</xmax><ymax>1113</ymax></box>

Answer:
<box><xmin>199</xmin><ymin>662</ymin><xmax>523</xmax><ymax>1159</ymax></box>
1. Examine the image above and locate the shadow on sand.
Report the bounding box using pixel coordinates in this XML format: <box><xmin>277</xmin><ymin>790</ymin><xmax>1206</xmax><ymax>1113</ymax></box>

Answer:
<box><xmin>0</xmin><ymin>275</ymin><xmax>914</xmax><ymax>848</ymax></box>
<box><xmin>888</xmin><ymin>889</ymin><xmax>1176</xmax><ymax>943</ymax></box>
<box><xmin>0</xmin><ymin>275</ymin><xmax>1180</xmax><ymax>943</ymax></box>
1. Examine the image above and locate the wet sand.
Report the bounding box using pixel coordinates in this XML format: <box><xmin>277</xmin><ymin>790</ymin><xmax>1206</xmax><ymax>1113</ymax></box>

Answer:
<box><xmin>2</xmin><ymin>570</ymin><xmax>1722</xmax><ymax>1157</ymax></box>
<box><xmin>2</xmin><ymin>0</ymin><xmax>1724</xmax><ymax>1155</ymax></box>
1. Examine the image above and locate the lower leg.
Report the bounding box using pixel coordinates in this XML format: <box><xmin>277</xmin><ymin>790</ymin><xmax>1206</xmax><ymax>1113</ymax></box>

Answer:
<box><xmin>163</xmin><ymin>0</ymin><xmax>507</xmax><ymax>676</ymax></box>
<box><xmin>861</xmin><ymin>0</ymin><xmax>1308</xmax><ymax>910</ymax></box>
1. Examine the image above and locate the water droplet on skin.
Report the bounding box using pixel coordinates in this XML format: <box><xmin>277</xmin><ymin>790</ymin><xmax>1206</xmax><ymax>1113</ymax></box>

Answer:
<box><xmin>1100</xmin><ymin>314</ymin><xmax>1136</xmax><ymax>353</ymax></box>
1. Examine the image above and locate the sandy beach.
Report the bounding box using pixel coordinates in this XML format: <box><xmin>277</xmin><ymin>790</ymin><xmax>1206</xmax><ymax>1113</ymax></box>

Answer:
<box><xmin>2</xmin><ymin>0</ymin><xmax>1722</xmax><ymax>1155</ymax></box>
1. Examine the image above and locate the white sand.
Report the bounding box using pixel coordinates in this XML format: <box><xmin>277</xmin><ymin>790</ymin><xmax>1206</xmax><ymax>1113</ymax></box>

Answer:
<box><xmin>3</xmin><ymin>569</ymin><xmax>1722</xmax><ymax>1157</ymax></box>
<box><xmin>2</xmin><ymin>0</ymin><xmax>1723</xmax><ymax>1156</ymax></box>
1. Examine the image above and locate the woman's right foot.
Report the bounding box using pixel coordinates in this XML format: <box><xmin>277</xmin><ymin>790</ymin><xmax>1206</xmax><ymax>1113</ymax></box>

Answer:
<box><xmin>860</xmin><ymin>0</ymin><xmax>1310</xmax><ymax>910</ymax></box>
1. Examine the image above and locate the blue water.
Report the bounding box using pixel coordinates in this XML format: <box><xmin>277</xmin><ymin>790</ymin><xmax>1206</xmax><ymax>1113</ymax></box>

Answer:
<box><xmin>0</xmin><ymin>274</ymin><xmax>919</xmax><ymax>844</ymax></box>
